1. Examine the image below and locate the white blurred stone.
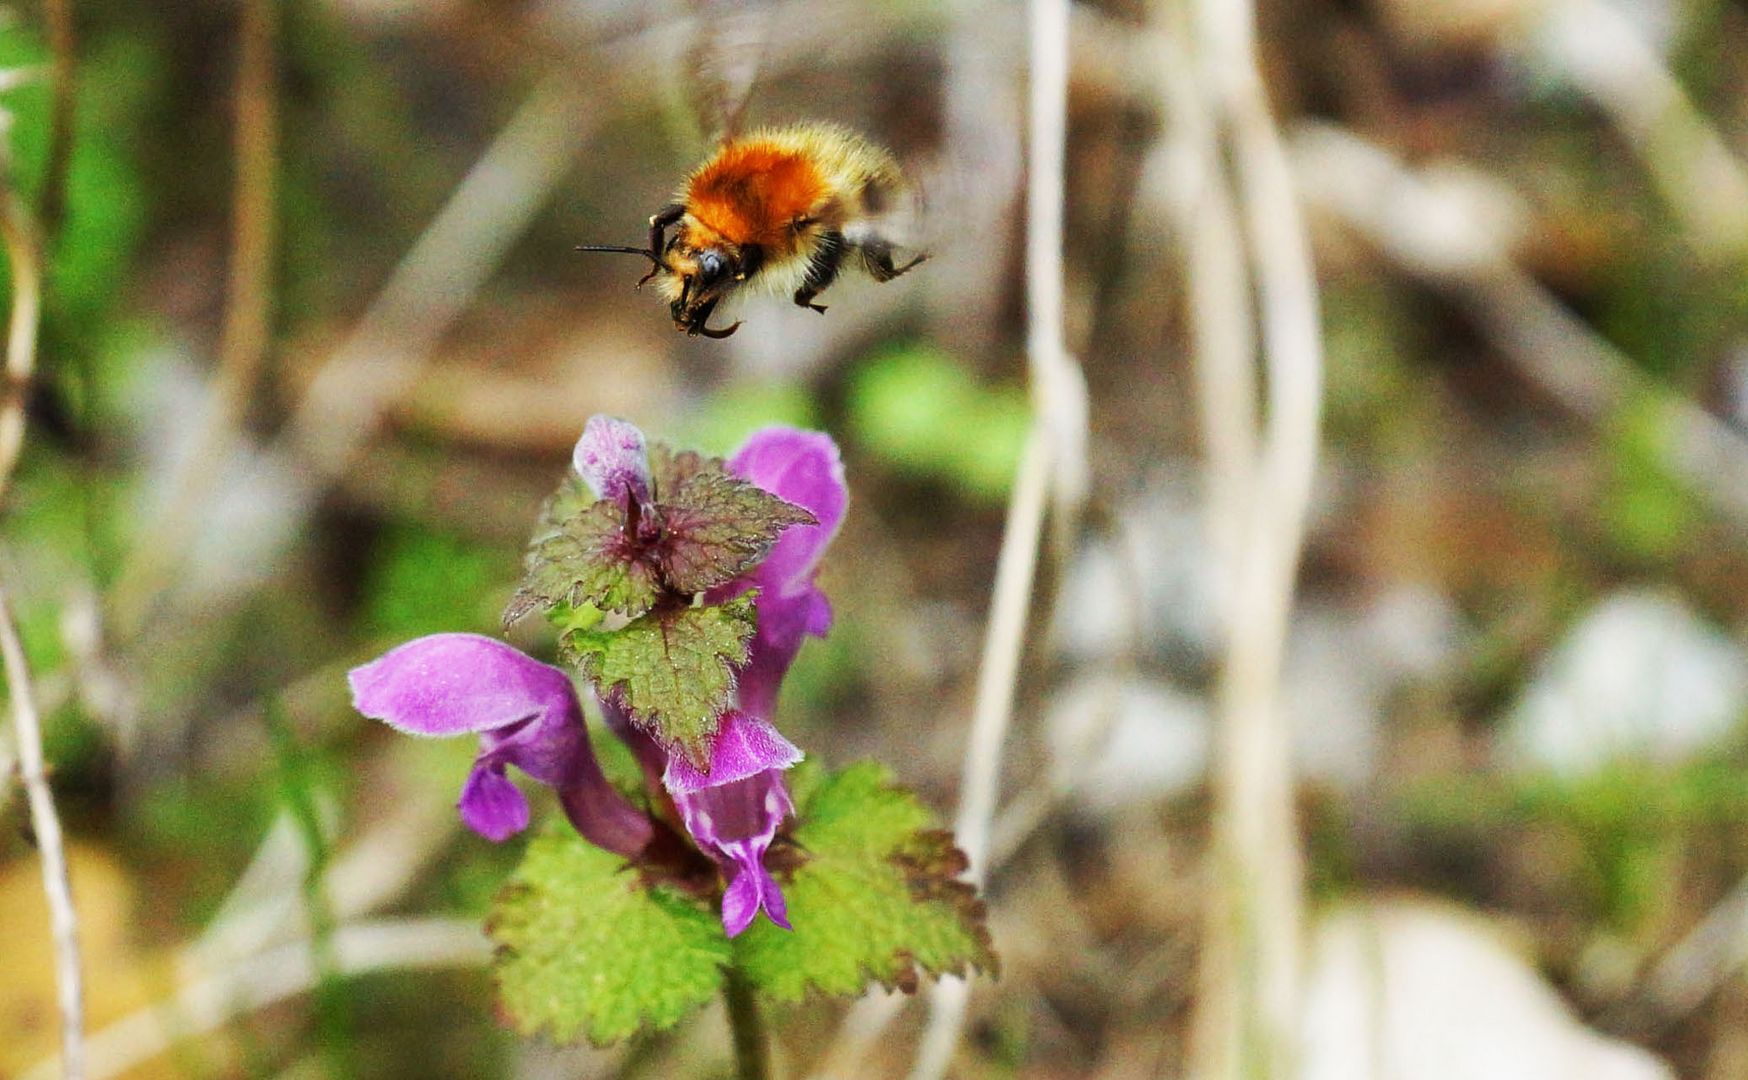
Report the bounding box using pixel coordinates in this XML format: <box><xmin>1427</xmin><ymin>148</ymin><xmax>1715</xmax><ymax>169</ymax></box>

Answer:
<box><xmin>1505</xmin><ymin>589</ymin><xmax>1748</xmax><ymax>776</ymax></box>
<box><xmin>1043</xmin><ymin>674</ymin><xmax>1209</xmax><ymax>810</ymax></box>
<box><xmin>1302</xmin><ymin>902</ymin><xmax>1675</xmax><ymax>1080</ymax></box>
<box><xmin>128</xmin><ymin>345</ymin><xmax>305</xmax><ymax>610</ymax></box>
<box><xmin>1048</xmin><ymin>584</ymin><xmax>1466</xmax><ymax>802</ymax></box>
<box><xmin>1050</xmin><ymin>467</ymin><xmax>1225</xmax><ymax>661</ymax></box>
<box><xmin>1287</xmin><ymin>586</ymin><xmax>1467</xmax><ymax>789</ymax></box>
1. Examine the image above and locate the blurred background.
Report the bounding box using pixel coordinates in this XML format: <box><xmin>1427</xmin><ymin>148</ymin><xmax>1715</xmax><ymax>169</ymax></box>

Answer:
<box><xmin>6</xmin><ymin>0</ymin><xmax>1748</xmax><ymax>1077</ymax></box>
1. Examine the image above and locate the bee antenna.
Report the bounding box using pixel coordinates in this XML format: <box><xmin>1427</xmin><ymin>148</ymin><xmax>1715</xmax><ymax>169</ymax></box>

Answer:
<box><xmin>575</xmin><ymin>244</ymin><xmax>664</xmax><ymax>267</ymax></box>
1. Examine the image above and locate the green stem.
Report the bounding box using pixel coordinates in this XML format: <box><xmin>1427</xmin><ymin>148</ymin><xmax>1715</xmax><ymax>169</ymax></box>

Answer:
<box><xmin>723</xmin><ymin>970</ymin><xmax>770</xmax><ymax>1080</ymax></box>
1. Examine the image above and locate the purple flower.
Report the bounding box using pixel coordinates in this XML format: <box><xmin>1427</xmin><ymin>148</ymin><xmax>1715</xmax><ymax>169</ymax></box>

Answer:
<box><xmin>348</xmin><ymin>420</ymin><xmax>848</xmax><ymax>940</ymax></box>
<box><xmin>674</xmin><ymin>428</ymin><xmax>848</xmax><ymax>935</ymax></box>
<box><xmin>348</xmin><ymin>633</ymin><xmax>652</xmax><ymax>856</ymax></box>
<box><xmin>712</xmin><ymin>429</ymin><xmax>848</xmax><ymax>719</ymax></box>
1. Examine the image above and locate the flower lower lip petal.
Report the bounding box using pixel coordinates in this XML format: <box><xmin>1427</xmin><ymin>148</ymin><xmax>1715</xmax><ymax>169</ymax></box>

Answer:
<box><xmin>460</xmin><ymin>764</ymin><xmax>531</xmax><ymax>842</ymax></box>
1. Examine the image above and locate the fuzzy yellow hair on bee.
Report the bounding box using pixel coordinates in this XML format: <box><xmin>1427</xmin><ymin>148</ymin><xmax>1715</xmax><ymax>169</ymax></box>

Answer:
<box><xmin>578</xmin><ymin>122</ymin><xmax>926</xmax><ymax>338</ymax></box>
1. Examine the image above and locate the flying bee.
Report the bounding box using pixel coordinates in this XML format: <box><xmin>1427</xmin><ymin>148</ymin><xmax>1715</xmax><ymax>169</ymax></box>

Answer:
<box><xmin>578</xmin><ymin>122</ymin><xmax>927</xmax><ymax>339</ymax></box>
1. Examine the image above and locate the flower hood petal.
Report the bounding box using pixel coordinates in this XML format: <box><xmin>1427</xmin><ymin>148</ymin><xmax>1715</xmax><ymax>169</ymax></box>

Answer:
<box><xmin>573</xmin><ymin>414</ymin><xmax>652</xmax><ymax>504</ymax></box>
<box><xmin>728</xmin><ymin>428</ymin><xmax>847</xmax><ymax>597</ymax></box>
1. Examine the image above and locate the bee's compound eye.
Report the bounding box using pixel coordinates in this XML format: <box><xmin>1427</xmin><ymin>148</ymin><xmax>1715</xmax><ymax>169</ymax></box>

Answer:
<box><xmin>698</xmin><ymin>250</ymin><xmax>727</xmax><ymax>284</ymax></box>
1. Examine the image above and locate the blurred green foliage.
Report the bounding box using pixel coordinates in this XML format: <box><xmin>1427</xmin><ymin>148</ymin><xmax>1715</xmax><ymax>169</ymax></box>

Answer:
<box><xmin>682</xmin><ymin>379</ymin><xmax>819</xmax><ymax>457</ymax></box>
<box><xmin>847</xmin><ymin>344</ymin><xmax>1029</xmax><ymax>501</ymax></box>
<box><xmin>1600</xmin><ymin>394</ymin><xmax>1704</xmax><ymax>564</ymax></box>
<box><xmin>1402</xmin><ymin>756</ymin><xmax>1748</xmax><ymax>933</ymax></box>
<box><xmin>359</xmin><ymin>524</ymin><xmax>507</xmax><ymax>641</ymax></box>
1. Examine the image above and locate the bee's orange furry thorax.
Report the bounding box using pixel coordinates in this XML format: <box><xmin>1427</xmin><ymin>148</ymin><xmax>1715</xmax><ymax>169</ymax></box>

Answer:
<box><xmin>683</xmin><ymin>140</ymin><xmax>828</xmax><ymax>251</ymax></box>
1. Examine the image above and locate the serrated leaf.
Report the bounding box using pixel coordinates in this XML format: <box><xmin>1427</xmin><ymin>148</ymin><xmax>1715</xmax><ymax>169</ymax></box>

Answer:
<box><xmin>649</xmin><ymin>444</ymin><xmax>711</xmax><ymax>493</ymax></box>
<box><xmin>566</xmin><ymin>597</ymin><xmax>758</xmax><ymax>766</ymax></box>
<box><xmin>504</xmin><ymin>495</ymin><xmax>661</xmax><ymax>626</ymax></box>
<box><xmin>489</xmin><ymin>824</ymin><xmax>730</xmax><ymax>1045</ymax></box>
<box><xmin>537</xmin><ymin>474</ymin><xmax>600</xmax><ymax>533</ymax></box>
<box><xmin>733</xmin><ymin>762</ymin><xmax>997</xmax><ymax>1001</ymax></box>
<box><xmin>655</xmin><ymin>452</ymin><xmax>816</xmax><ymax>595</ymax></box>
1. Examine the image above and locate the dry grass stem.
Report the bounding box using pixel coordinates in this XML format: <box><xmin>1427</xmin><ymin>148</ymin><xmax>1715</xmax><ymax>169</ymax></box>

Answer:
<box><xmin>1</xmin><ymin>580</ymin><xmax>86</xmax><ymax>1079</ymax></box>
<box><xmin>912</xmin><ymin>426</ymin><xmax>1053</xmax><ymax>1080</ymax></box>
<box><xmin>1528</xmin><ymin>0</ymin><xmax>1748</xmax><ymax>258</ymax></box>
<box><xmin>111</xmin><ymin>0</ymin><xmax>278</xmax><ymax>635</ymax></box>
<box><xmin>0</xmin><ymin>132</ymin><xmax>42</xmax><ymax>508</ymax></box>
<box><xmin>0</xmin><ymin>84</ymin><xmax>51</xmax><ymax>875</ymax></box>
<box><xmin>1292</xmin><ymin>123</ymin><xmax>1748</xmax><ymax>531</ymax></box>
<box><xmin>1185</xmin><ymin>0</ymin><xmax>1324</xmax><ymax>1074</ymax></box>
<box><xmin>911</xmin><ymin>0</ymin><xmax>1081</xmax><ymax>1073</ymax></box>
<box><xmin>23</xmin><ymin>918</ymin><xmax>490</xmax><ymax>1080</ymax></box>
<box><xmin>1155</xmin><ymin>11</ymin><xmax>1256</xmax><ymax>614</ymax></box>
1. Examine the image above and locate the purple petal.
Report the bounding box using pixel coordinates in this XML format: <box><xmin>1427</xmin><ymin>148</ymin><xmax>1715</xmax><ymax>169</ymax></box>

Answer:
<box><xmin>734</xmin><ymin>587</ymin><xmax>828</xmax><ymax>720</ymax></box>
<box><xmin>703</xmin><ymin>429</ymin><xmax>849</xmax><ymax>720</ymax></box>
<box><xmin>673</xmin><ymin>769</ymin><xmax>796</xmax><ymax>935</ymax></box>
<box><xmin>352</xmin><ymin>633</ymin><xmax>652</xmax><ymax>855</ymax></box>
<box><xmin>720</xmin><ymin>845</ymin><xmax>791</xmax><ymax>936</ymax></box>
<box><xmin>349</xmin><ymin>633</ymin><xmax>577</xmax><ymax>742</ymax></box>
<box><xmin>459</xmin><ymin>764</ymin><xmax>530</xmax><ymax>842</ymax></box>
<box><xmin>663</xmin><ymin>710</ymin><xmax>802</xmax><ymax>795</ymax></box>
<box><xmin>573</xmin><ymin>415</ymin><xmax>651</xmax><ymax>504</ymax></box>
<box><xmin>727</xmin><ymin>428</ymin><xmax>847</xmax><ymax>596</ymax></box>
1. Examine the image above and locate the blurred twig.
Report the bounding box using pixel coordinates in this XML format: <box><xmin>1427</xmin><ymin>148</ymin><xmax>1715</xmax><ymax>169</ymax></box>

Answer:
<box><xmin>23</xmin><ymin>918</ymin><xmax>490</xmax><ymax>1080</ymax></box>
<box><xmin>1155</xmin><ymin>16</ymin><xmax>1255</xmax><ymax>601</ymax></box>
<box><xmin>279</xmin><ymin>68</ymin><xmax>596</xmax><ymax>484</ymax></box>
<box><xmin>38</xmin><ymin>0</ymin><xmax>75</xmax><ymax>243</ymax></box>
<box><xmin>265</xmin><ymin>697</ymin><xmax>353</xmax><ymax>1078</ymax></box>
<box><xmin>109</xmin><ymin>0</ymin><xmax>278</xmax><ymax>636</ymax></box>
<box><xmin>1292</xmin><ymin>123</ymin><xmax>1748</xmax><ymax>530</ymax></box>
<box><xmin>0</xmin><ymin>116</ymin><xmax>43</xmax><ymax>509</ymax></box>
<box><xmin>1</xmin><ymin>577</ymin><xmax>85</xmax><ymax>1080</ymax></box>
<box><xmin>1636</xmin><ymin>872</ymin><xmax>1748</xmax><ymax>1026</ymax></box>
<box><xmin>1184</xmin><ymin>0</ymin><xmax>1323</xmax><ymax>1074</ymax></box>
<box><xmin>191</xmin><ymin>741</ymin><xmax>458</xmax><ymax>970</ymax></box>
<box><xmin>1526</xmin><ymin>0</ymin><xmax>1748</xmax><ymax>259</ymax></box>
<box><xmin>911</xmin><ymin>0</ymin><xmax>1083</xmax><ymax>1075</ymax></box>
<box><xmin>911</xmin><ymin>427</ymin><xmax>1052</xmax><ymax>1080</ymax></box>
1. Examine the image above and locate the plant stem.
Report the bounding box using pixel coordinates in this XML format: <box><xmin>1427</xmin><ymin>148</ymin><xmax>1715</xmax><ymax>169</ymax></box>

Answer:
<box><xmin>0</xmin><ymin>578</ymin><xmax>85</xmax><ymax>1079</ymax></box>
<box><xmin>724</xmin><ymin>970</ymin><xmax>771</xmax><ymax>1080</ymax></box>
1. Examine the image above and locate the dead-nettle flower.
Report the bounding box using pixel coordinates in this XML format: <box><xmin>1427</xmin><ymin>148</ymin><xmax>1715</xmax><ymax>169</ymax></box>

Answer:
<box><xmin>348</xmin><ymin>633</ymin><xmax>653</xmax><ymax>855</ymax></box>
<box><xmin>349</xmin><ymin>415</ymin><xmax>845</xmax><ymax>937</ymax></box>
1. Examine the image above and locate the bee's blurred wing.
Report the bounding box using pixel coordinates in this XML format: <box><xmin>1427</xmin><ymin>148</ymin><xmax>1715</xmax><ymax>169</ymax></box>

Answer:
<box><xmin>682</xmin><ymin>0</ymin><xmax>774</xmax><ymax>142</ymax></box>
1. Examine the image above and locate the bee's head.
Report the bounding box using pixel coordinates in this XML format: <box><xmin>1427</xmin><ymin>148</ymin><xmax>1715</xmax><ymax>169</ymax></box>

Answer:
<box><xmin>663</xmin><ymin>244</ymin><xmax>745</xmax><ymax>338</ymax></box>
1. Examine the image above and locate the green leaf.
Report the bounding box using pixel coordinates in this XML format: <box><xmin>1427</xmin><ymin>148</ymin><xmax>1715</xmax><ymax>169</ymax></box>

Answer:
<box><xmin>734</xmin><ymin>762</ymin><xmax>997</xmax><ymax>1001</ymax></box>
<box><xmin>504</xmin><ymin>480</ymin><xmax>662</xmax><ymax>626</ymax></box>
<box><xmin>489</xmin><ymin>824</ymin><xmax>731</xmax><ymax>1045</ymax></box>
<box><xmin>566</xmin><ymin>597</ymin><xmax>758</xmax><ymax>767</ymax></box>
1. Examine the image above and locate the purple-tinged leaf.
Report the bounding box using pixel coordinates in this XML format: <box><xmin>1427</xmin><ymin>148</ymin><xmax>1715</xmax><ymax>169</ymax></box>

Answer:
<box><xmin>504</xmin><ymin>486</ymin><xmax>662</xmax><ymax>626</ymax></box>
<box><xmin>650</xmin><ymin>447</ymin><xmax>816</xmax><ymax>595</ymax></box>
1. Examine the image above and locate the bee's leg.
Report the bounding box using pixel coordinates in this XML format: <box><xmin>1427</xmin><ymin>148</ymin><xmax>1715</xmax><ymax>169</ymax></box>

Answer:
<box><xmin>648</xmin><ymin>203</ymin><xmax>684</xmax><ymax>254</ymax></box>
<box><xmin>793</xmin><ymin>230</ymin><xmax>845</xmax><ymax>313</ymax></box>
<box><xmin>860</xmin><ymin>238</ymin><xmax>928</xmax><ymax>283</ymax></box>
<box><xmin>686</xmin><ymin>296</ymin><xmax>743</xmax><ymax>339</ymax></box>
<box><xmin>638</xmin><ymin>204</ymin><xmax>685</xmax><ymax>289</ymax></box>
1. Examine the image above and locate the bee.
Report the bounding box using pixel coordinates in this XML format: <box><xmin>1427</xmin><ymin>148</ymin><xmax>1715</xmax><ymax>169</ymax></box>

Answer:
<box><xmin>578</xmin><ymin>122</ymin><xmax>926</xmax><ymax>339</ymax></box>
